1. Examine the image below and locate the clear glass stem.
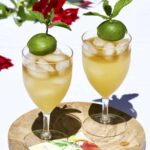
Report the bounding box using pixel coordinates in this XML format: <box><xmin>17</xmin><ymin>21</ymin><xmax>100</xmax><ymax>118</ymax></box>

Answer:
<box><xmin>101</xmin><ymin>98</ymin><xmax>110</xmax><ymax>124</ymax></box>
<box><xmin>41</xmin><ymin>113</ymin><xmax>52</xmax><ymax>140</ymax></box>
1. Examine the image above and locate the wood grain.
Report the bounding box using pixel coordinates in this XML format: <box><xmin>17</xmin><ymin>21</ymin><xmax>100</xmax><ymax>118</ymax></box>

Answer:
<box><xmin>8</xmin><ymin>102</ymin><xmax>145</xmax><ymax>150</ymax></box>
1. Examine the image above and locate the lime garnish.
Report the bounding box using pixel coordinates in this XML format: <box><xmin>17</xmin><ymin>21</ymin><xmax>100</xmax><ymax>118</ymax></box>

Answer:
<box><xmin>97</xmin><ymin>20</ymin><xmax>127</xmax><ymax>41</ymax></box>
<box><xmin>84</xmin><ymin>0</ymin><xmax>133</xmax><ymax>41</ymax></box>
<box><xmin>27</xmin><ymin>33</ymin><xmax>57</xmax><ymax>56</ymax></box>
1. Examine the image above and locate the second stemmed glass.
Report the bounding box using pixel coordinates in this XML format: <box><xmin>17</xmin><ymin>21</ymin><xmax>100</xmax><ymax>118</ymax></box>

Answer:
<box><xmin>22</xmin><ymin>43</ymin><xmax>73</xmax><ymax>146</ymax></box>
<box><xmin>82</xmin><ymin>29</ymin><xmax>132</xmax><ymax>139</ymax></box>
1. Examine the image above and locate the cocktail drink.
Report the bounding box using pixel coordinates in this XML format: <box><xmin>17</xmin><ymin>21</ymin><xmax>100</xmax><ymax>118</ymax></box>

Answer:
<box><xmin>22</xmin><ymin>43</ymin><xmax>73</xmax><ymax>140</ymax></box>
<box><xmin>82</xmin><ymin>0</ymin><xmax>133</xmax><ymax>138</ymax></box>
<box><xmin>82</xmin><ymin>30</ymin><xmax>132</xmax><ymax>137</ymax></box>
<box><xmin>82</xmin><ymin>32</ymin><xmax>131</xmax><ymax>99</ymax></box>
<box><xmin>23</xmin><ymin>48</ymin><xmax>72</xmax><ymax>113</ymax></box>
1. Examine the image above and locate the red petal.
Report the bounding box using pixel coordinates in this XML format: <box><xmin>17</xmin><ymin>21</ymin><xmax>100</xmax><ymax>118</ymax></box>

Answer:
<box><xmin>0</xmin><ymin>55</ymin><xmax>13</xmax><ymax>71</ymax></box>
<box><xmin>32</xmin><ymin>0</ymin><xmax>50</xmax><ymax>17</ymax></box>
<box><xmin>50</xmin><ymin>0</ymin><xmax>66</xmax><ymax>13</ymax></box>
<box><xmin>61</xmin><ymin>8</ymin><xmax>79</xmax><ymax>24</ymax></box>
<box><xmin>53</xmin><ymin>13</ymin><xmax>63</xmax><ymax>22</ymax></box>
<box><xmin>32</xmin><ymin>0</ymin><xmax>79</xmax><ymax>25</ymax></box>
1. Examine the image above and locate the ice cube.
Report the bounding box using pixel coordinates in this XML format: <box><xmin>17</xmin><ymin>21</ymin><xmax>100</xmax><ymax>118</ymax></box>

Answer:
<box><xmin>93</xmin><ymin>37</ymin><xmax>106</xmax><ymax>47</ymax></box>
<box><xmin>23</xmin><ymin>53</ymin><xmax>38</xmax><ymax>65</ymax></box>
<box><xmin>37</xmin><ymin>58</ymin><xmax>55</xmax><ymax>72</ymax></box>
<box><xmin>103</xmin><ymin>42</ymin><xmax>115</xmax><ymax>56</ymax></box>
<box><xmin>43</xmin><ymin>54</ymin><xmax>66</xmax><ymax>62</ymax></box>
<box><xmin>115</xmin><ymin>39</ymin><xmax>130</xmax><ymax>54</ymax></box>
<box><xmin>56</xmin><ymin>60</ymin><xmax>70</xmax><ymax>72</ymax></box>
<box><xmin>26</xmin><ymin>53</ymin><xmax>38</xmax><ymax>60</ymax></box>
<box><xmin>27</xmin><ymin>64</ymin><xmax>49</xmax><ymax>79</ymax></box>
<box><xmin>82</xmin><ymin>41</ymin><xmax>97</xmax><ymax>57</ymax></box>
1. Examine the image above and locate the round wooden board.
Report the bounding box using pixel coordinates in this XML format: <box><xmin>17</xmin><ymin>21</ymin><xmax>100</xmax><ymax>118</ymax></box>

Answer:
<box><xmin>8</xmin><ymin>102</ymin><xmax>145</xmax><ymax>150</ymax></box>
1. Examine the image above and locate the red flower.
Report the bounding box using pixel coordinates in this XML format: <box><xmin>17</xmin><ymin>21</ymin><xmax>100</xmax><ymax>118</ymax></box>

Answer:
<box><xmin>32</xmin><ymin>0</ymin><xmax>79</xmax><ymax>25</ymax></box>
<box><xmin>32</xmin><ymin>0</ymin><xmax>49</xmax><ymax>17</ymax></box>
<box><xmin>0</xmin><ymin>55</ymin><xmax>13</xmax><ymax>71</ymax></box>
<box><xmin>53</xmin><ymin>8</ymin><xmax>79</xmax><ymax>25</ymax></box>
<box><xmin>50</xmin><ymin>0</ymin><xmax>66</xmax><ymax>13</ymax></box>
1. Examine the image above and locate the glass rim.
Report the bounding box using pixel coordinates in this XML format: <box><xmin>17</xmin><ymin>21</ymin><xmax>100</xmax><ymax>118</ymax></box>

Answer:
<box><xmin>81</xmin><ymin>29</ymin><xmax>132</xmax><ymax>44</ymax></box>
<box><xmin>22</xmin><ymin>42</ymin><xmax>73</xmax><ymax>65</ymax></box>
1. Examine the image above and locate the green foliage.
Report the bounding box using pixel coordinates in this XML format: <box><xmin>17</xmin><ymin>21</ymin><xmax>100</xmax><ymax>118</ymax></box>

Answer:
<box><xmin>84</xmin><ymin>12</ymin><xmax>109</xmax><ymax>19</ymax></box>
<box><xmin>26</xmin><ymin>0</ymin><xmax>38</xmax><ymax>8</ymax></box>
<box><xmin>0</xmin><ymin>0</ymin><xmax>71</xmax><ymax>32</ymax></box>
<box><xmin>103</xmin><ymin>0</ymin><xmax>112</xmax><ymax>16</ymax></box>
<box><xmin>84</xmin><ymin>0</ymin><xmax>133</xmax><ymax>20</ymax></box>
<box><xmin>49</xmin><ymin>9</ymin><xmax>55</xmax><ymax>22</ymax></box>
<box><xmin>111</xmin><ymin>0</ymin><xmax>133</xmax><ymax>18</ymax></box>
<box><xmin>0</xmin><ymin>3</ymin><xmax>14</xmax><ymax>19</ymax></box>
<box><xmin>29</xmin><ymin>11</ymin><xmax>45</xmax><ymax>23</ymax></box>
<box><xmin>51</xmin><ymin>22</ymin><xmax>71</xmax><ymax>30</ymax></box>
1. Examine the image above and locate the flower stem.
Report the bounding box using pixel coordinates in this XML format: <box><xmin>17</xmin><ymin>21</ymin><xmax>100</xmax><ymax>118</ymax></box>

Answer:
<box><xmin>46</xmin><ymin>24</ymin><xmax>49</xmax><ymax>34</ymax></box>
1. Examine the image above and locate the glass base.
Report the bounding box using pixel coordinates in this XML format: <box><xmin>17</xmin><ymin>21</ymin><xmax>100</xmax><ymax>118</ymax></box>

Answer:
<box><xmin>24</xmin><ymin>129</ymin><xmax>67</xmax><ymax>148</ymax></box>
<box><xmin>82</xmin><ymin>113</ymin><xmax>127</xmax><ymax>140</ymax></box>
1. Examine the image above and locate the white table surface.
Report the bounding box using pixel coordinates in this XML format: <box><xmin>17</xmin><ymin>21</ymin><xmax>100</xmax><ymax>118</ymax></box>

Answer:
<box><xmin>0</xmin><ymin>0</ymin><xmax>150</xmax><ymax>149</ymax></box>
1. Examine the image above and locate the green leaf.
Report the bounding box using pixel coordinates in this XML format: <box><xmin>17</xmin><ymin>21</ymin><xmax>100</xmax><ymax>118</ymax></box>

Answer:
<box><xmin>46</xmin><ymin>9</ymin><xmax>55</xmax><ymax>25</ymax></box>
<box><xmin>13</xmin><ymin>17</ymin><xmax>24</xmax><ymax>26</ymax></box>
<box><xmin>27</xmin><ymin>0</ymin><xmax>38</xmax><ymax>8</ymax></box>
<box><xmin>0</xmin><ymin>3</ymin><xmax>6</xmax><ymax>11</ymax></box>
<box><xmin>29</xmin><ymin>11</ymin><xmax>45</xmax><ymax>23</ymax></box>
<box><xmin>84</xmin><ymin>12</ymin><xmax>109</xmax><ymax>19</ymax></box>
<box><xmin>50</xmin><ymin>22</ymin><xmax>71</xmax><ymax>31</ymax></box>
<box><xmin>103</xmin><ymin>0</ymin><xmax>109</xmax><ymax>6</ymax></box>
<box><xmin>103</xmin><ymin>0</ymin><xmax>112</xmax><ymax>16</ymax></box>
<box><xmin>10</xmin><ymin>0</ymin><xmax>17</xmax><ymax>7</ymax></box>
<box><xmin>17</xmin><ymin>6</ymin><xmax>26</xmax><ymax>20</ymax></box>
<box><xmin>112</xmin><ymin>0</ymin><xmax>133</xmax><ymax>18</ymax></box>
<box><xmin>104</xmin><ymin>5</ymin><xmax>112</xmax><ymax>16</ymax></box>
<box><xmin>0</xmin><ymin>3</ymin><xmax>14</xmax><ymax>19</ymax></box>
<box><xmin>49</xmin><ymin>9</ymin><xmax>54</xmax><ymax>22</ymax></box>
<box><xmin>17</xmin><ymin>6</ymin><xmax>35</xmax><ymax>21</ymax></box>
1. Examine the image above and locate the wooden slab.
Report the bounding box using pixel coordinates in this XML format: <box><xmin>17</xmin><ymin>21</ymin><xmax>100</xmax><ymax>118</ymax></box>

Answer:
<box><xmin>8</xmin><ymin>102</ymin><xmax>145</xmax><ymax>150</ymax></box>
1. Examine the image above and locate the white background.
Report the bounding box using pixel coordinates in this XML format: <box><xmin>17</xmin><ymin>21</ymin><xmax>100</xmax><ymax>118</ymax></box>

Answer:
<box><xmin>0</xmin><ymin>0</ymin><xmax>150</xmax><ymax>149</ymax></box>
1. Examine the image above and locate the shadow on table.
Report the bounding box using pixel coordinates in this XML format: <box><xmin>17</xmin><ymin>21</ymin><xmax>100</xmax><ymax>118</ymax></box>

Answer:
<box><xmin>32</xmin><ymin>105</ymin><xmax>82</xmax><ymax>138</ymax></box>
<box><xmin>89</xmin><ymin>93</ymin><xmax>139</xmax><ymax>124</ymax></box>
<box><xmin>93</xmin><ymin>93</ymin><xmax>139</xmax><ymax>118</ymax></box>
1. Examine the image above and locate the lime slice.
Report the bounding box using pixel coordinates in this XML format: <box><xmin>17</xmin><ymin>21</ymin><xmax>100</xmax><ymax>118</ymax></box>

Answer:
<box><xmin>97</xmin><ymin>20</ymin><xmax>127</xmax><ymax>41</ymax></box>
<box><xmin>27</xmin><ymin>33</ymin><xmax>57</xmax><ymax>56</ymax></box>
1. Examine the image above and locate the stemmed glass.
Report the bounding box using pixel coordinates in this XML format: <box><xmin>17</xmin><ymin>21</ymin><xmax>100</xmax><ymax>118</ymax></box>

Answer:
<box><xmin>82</xmin><ymin>29</ymin><xmax>132</xmax><ymax>138</ymax></box>
<box><xmin>22</xmin><ymin>43</ymin><xmax>73</xmax><ymax>146</ymax></box>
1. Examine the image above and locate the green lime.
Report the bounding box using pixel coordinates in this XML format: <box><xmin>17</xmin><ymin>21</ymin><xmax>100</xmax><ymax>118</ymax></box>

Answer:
<box><xmin>27</xmin><ymin>33</ymin><xmax>57</xmax><ymax>56</ymax></box>
<box><xmin>97</xmin><ymin>20</ymin><xmax>127</xmax><ymax>41</ymax></box>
